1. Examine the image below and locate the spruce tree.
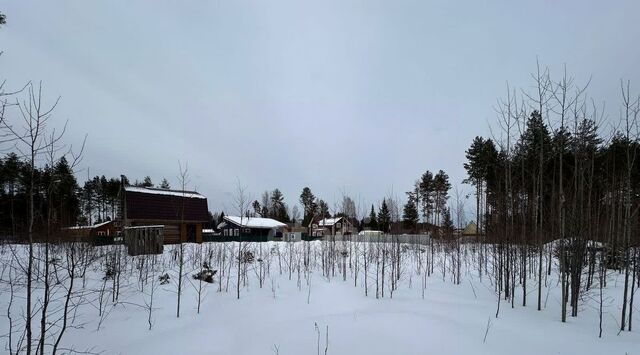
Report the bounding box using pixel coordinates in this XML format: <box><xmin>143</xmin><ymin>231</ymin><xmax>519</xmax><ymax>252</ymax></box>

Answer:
<box><xmin>142</xmin><ymin>176</ymin><xmax>153</xmax><ymax>188</ymax></box>
<box><xmin>402</xmin><ymin>193</ymin><xmax>419</xmax><ymax>231</ymax></box>
<box><xmin>442</xmin><ymin>207</ymin><xmax>454</xmax><ymax>237</ymax></box>
<box><xmin>378</xmin><ymin>199</ymin><xmax>391</xmax><ymax>233</ymax></box>
<box><xmin>160</xmin><ymin>178</ymin><xmax>171</xmax><ymax>189</ymax></box>
<box><xmin>368</xmin><ymin>205</ymin><xmax>378</xmax><ymax>230</ymax></box>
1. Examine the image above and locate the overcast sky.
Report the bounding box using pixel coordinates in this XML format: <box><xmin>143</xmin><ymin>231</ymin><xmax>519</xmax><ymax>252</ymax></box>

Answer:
<box><xmin>1</xmin><ymin>1</ymin><xmax>639</xmax><ymax>218</ymax></box>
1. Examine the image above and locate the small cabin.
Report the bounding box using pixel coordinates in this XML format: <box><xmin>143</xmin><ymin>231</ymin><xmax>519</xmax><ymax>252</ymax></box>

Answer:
<box><xmin>217</xmin><ymin>216</ymin><xmax>286</xmax><ymax>240</ymax></box>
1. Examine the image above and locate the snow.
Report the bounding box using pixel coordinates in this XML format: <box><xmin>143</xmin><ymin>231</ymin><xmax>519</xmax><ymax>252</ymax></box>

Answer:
<box><xmin>224</xmin><ymin>216</ymin><xmax>287</xmax><ymax>229</ymax></box>
<box><xmin>125</xmin><ymin>186</ymin><xmax>207</xmax><ymax>199</ymax></box>
<box><xmin>318</xmin><ymin>217</ymin><xmax>343</xmax><ymax>227</ymax></box>
<box><xmin>64</xmin><ymin>220</ymin><xmax>113</xmax><ymax>230</ymax></box>
<box><xmin>124</xmin><ymin>225</ymin><xmax>165</xmax><ymax>229</ymax></box>
<box><xmin>358</xmin><ymin>230</ymin><xmax>384</xmax><ymax>236</ymax></box>
<box><xmin>1</xmin><ymin>241</ymin><xmax>638</xmax><ymax>355</ymax></box>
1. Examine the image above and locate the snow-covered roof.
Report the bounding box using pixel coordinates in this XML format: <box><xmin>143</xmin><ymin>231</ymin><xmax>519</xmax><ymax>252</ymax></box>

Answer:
<box><xmin>124</xmin><ymin>186</ymin><xmax>206</xmax><ymax>199</ymax></box>
<box><xmin>224</xmin><ymin>216</ymin><xmax>287</xmax><ymax>229</ymax></box>
<box><xmin>318</xmin><ymin>217</ymin><xmax>343</xmax><ymax>227</ymax></box>
<box><xmin>124</xmin><ymin>225</ymin><xmax>164</xmax><ymax>230</ymax></box>
<box><xmin>64</xmin><ymin>220</ymin><xmax>113</xmax><ymax>230</ymax></box>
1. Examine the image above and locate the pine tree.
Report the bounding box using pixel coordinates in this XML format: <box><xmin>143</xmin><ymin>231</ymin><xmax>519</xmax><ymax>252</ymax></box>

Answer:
<box><xmin>419</xmin><ymin>171</ymin><xmax>434</xmax><ymax>224</ymax></box>
<box><xmin>106</xmin><ymin>177</ymin><xmax>121</xmax><ymax>220</ymax></box>
<box><xmin>261</xmin><ymin>191</ymin><xmax>271</xmax><ymax>217</ymax></box>
<box><xmin>160</xmin><ymin>178</ymin><xmax>171</xmax><ymax>189</ymax></box>
<box><xmin>270</xmin><ymin>188</ymin><xmax>289</xmax><ymax>222</ymax></box>
<box><xmin>318</xmin><ymin>199</ymin><xmax>330</xmax><ymax>219</ymax></box>
<box><xmin>368</xmin><ymin>205</ymin><xmax>378</xmax><ymax>230</ymax></box>
<box><xmin>442</xmin><ymin>207</ymin><xmax>454</xmax><ymax>237</ymax></box>
<box><xmin>433</xmin><ymin>170</ymin><xmax>451</xmax><ymax>226</ymax></box>
<box><xmin>378</xmin><ymin>199</ymin><xmax>391</xmax><ymax>233</ymax></box>
<box><xmin>464</xmin><ymin>136</ymin><xmax>486</xmax><ymax>235</ymax></box>
<box><xmin>218</xmin><ymin>212</ymin><xmax>225</xmax><ymax>227</ymax></box>
<box><xmin>402</xmin><ymin>192</ymin><xmax>419</xmax><ymax>231</ymax></box>
<box><xmin>52</xmin><ymin>157</ymin><xmax>81</xmax><ymax>226</ymax></box>
<box><xmin>1</xmin><ymin>153</ymin><xmax>24</xmax><ymax>232</ymax></box>
<box><xmin>142</xmin><ymin>176</ymin><xmax>153</xmax><ymax>188</ymax></box>
<box><xmin>252</xmin><ymin>200</ymin><xmax>262</xmax><ymax>217</ymax></box>
<box><xmin>299</xmin><ymin>187</ymin><xmax>317</xmax><ymax>226</ymax></box>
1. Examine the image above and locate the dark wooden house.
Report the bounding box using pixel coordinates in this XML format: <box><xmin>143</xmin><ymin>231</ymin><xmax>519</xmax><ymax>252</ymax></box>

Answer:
<box><xmin>120</xmin><ymin>186</ymin><xmax>209</xmax><ymax>244</ymax></box>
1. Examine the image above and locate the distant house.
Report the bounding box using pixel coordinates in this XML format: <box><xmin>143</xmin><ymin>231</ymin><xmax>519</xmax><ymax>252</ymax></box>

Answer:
<box><xmin>358</xmin><ymin>230</ymin><xmax>383</xmax><ymax>237</ymax></box>
<box><xmin>63</xmin><ymin>220</ymin><xmax>116</xmax><ymax>238</ymax></box>
<box><xmin>315</xmin><ymin>217</ymin><xmax>357</xmax><ymax>237</ymax></box>
<box><xmin>202</xmin><ymin>228</ymin><xmax>218</xmax><ymax>235</ymax></box>
<box><xmin>120</xmin><ymin>185</ymin><xmax>209</xmax><ymax>244</ymax></box>
<box><xmin>217</xmin><ymin>216</ymin><xmax>286</xmax><ymax>239</ymax></box>
<box><xmin>462</xmin><ymin>221</ymin><xmax>478</xmax><ymax>236</ymax></box>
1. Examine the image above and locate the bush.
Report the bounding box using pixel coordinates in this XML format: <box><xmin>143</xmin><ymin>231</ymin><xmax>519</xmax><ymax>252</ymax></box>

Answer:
<box><xmin>193</xmin><ymin>269</ymin><xmax>217</xmax><ymax>283</ymax></box>
<box><xmin>159</xmin><ymin>273</ymin><xmax>170</xmax><ymax>285</ymax></box>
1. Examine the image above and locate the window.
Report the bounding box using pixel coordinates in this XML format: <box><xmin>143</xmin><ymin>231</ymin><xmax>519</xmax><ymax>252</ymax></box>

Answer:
<box><xmin>97</xmin><ymin>231</ymin><xmax>106</xmax><ymax>236</ymax></box>
<box><xmin>234</xmin><ymin>229</ymin><xmax>239</xmax><ymax>236</ymax></box>
<box><xmin>243</xmin><ymin>228</ymin><xmax>252</xmax><ymax>234</ymax></box>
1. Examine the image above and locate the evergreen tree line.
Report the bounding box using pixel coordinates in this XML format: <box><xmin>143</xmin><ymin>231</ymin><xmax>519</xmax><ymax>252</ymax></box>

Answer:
<box><xmin>251</xmin><ymin>188</ymin><xmax>291</xmax><ymax>223</ymax></box>
<box><xmin>0</xmin><ymin>150</ymin><xmax>187</xmax><ymax>235</ymax></box>
<box><xmin>80</xmin><ymin>175</ymin><xmax>181</xmax><ymax>225</ymax></box>
<box><xmin>461</xmin><ymin>66</ymin><xmax>640</xmax><ymax>329</ymax></box>
<box><xmin>0</xmin><ymin>153</ymin><xmax>80</xmax><ymax>236</ymax></box>
<box><xmin>298</xmin><ymin>186</ymin><xmax>331</xmax><ymax>226</ymax></box>
<box><xmin>80</xmin><ymin>175</ymin><xmax>182</xmax><ymax>225</ymax></box>
<box><xmin>464</xmin><ymin>106</ymin><xmax>639</xmax><ymax>248</ymax></box>
<box><xmin>402</xmin><ymin>170</ymin><xmax>453</xmax><ymax>234</ymax></box>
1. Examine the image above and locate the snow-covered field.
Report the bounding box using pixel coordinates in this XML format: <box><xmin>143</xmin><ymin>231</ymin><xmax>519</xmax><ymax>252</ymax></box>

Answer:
<box><xmin>1</xmin><ymin>241</ymin><xmax>638</xmax><ymax>355</ymax></box>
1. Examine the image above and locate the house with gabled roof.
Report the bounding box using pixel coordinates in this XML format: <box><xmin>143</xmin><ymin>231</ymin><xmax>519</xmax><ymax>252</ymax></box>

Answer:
<box><xmin>217</xmin><ymin>215</ymin><xmax>286</xmax><ymax>240</ymax></box>
<box><xmin>314</xmin><ymin>216</ymin><xmax>357</xmax><ymax>237</ymax></box>
<box><xmin>119</xmin><ymin>185</ymin><xmax>209</xmax><ymax>244</ymax></box>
